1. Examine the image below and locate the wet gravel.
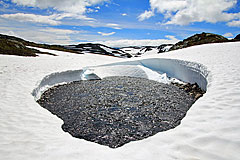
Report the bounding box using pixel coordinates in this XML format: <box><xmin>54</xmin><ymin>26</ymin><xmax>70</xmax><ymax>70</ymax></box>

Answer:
<box><xmin>37</xmin><ymin>76</ymin><xmax>196</xmax><ymax>148</ymax></box>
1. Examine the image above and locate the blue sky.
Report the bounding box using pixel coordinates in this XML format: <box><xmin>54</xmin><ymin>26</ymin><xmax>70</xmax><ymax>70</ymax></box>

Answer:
<box><xmin>0</xmin><ymin>0</ymin><xmax>239</xmax><ymax>47</ymax></box>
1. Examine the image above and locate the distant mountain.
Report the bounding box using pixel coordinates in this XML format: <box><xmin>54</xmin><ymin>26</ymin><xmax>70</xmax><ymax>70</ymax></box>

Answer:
<box><xmin>234</xmin><ymin>34</ymin><xmax>240</xmax><ymax>41</ymax></box>
<box><xmin>157</xmin><ymin>44</ymin><xmax>173</xmax><ymax>53</ymax></box>
<box><xmin>120</xmin><ymin>44</ymin><xmax>173</xmax><ymax>57</ymax></box>
<box><xmin>0</xmin><ymin>37</ymin><xmax>38</xmax><ymax>57</ymax></box>
<box><xmin>169</xmin><ymin>32</ymin><xmax>229</xmax><ymax>51</ymax></box>
<box><xmin>0</xmin><ymin>34</ymin><xmax>174</xmax><ymax>58</ymax></box>
<box><xmin>2</xmin><ymin>32</ymin><xmax>237</xmax><ymax>58</ymax></box>
<box><xmin>0</xmin><ymin>34</ymin><xmax>57</xmax><ymax>56</ymax></box>
<box><xmin>0</xmin><ymin>34</ymin><xmax>79</xmax><ymax>56</ymax></box>
<box><xmin>65</xmin><ymin>43</ymin><xmax>132</xmax><ymax>58</ymax></box>
<box><xmin>65</xmin><ymin>43</ymin><xmax>175</xmax><ymax>58</ymax></box>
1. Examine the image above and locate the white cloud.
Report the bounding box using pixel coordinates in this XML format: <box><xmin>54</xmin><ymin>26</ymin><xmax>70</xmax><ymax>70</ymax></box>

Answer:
<box><xmin>0</xmin><ymin>11</ymin><xmax>98</xmax><ymax>26</ymax></box>
<box><xmin>223</xmin><ymin>32</ymin><xmax>234</xmax><ymax>38</ymax></box>
<box><xmin>97</xmin><ymin>32</ymin><xmax>116</xmax><ymax>36</ymax></box>
<box><xmin>0</xmin><ymin>13</ymin><xmax>60</xmax><ymax>25</ymax></box>
<box><xmin>139</xmin><ymin>0</ymin><xmax>240</xmax><ymax>25</ymax></box>
<box><xmin>0</xmin><ymin>26</ymin><xmax>75</xmax><ymax>44</ymax></box>
<box><xmin>96</xmin><ymin>35</ymin><xmax>179</xmax><ymax>48</ymax></box>
<box><xmin>54</xmin><ymin>13</ymin><xmax>95</xmax><ymax>21</ymax></box>
<box><xmin>122</xmin><ymin>13</ymin><xmax>127</xmax><ymax>16</ymax></box>
<box><xmin>227</xmin><ymin>20</ymin><xmax>240</xmax><ymax>27</ymax></box>
<box><xmin>150</xmin><ymin>0</ymin><xmax>187</xmax><ymax>13</ymax></box>
<box><xmin>138</xmin><ymin>10</ymin><xmax>154</xmax><ymax>21</ymax></box>
<box><xmin>106</xmin><ymin>23</ymin><xmax>122</xmax><ymax>29</ymax></box>
<box><xmin>87</xmin><ymin>8</ymin><xmax>99</xmax><ymax>13</ymax></box>
<box><xmin>0</xmin><ymin>29</ymin><xmax>19</xmax><ymax>38</ymax></box>
<box><xmin>11</xmin><ymin>0</ymin><xmax>108</xmax><ymax>15</ymax></box>
<box><xmin>40</xmin><ymin>28</ymin><xmax>81</xmax><ymax>34</ymax></box>
<box><xmin>164</xmin><ymin>35</ymin><xmax>178</xmax><ymax>41</ymax></box>
<box><xmin>0</xmin><ymin>24</ymin><xmax>107</xmax><ymax>44</ymax></box>
<box><xmin>10</xmin><ymin>0</ymin><xmax>108</xmax><ymax>22</ymax></box>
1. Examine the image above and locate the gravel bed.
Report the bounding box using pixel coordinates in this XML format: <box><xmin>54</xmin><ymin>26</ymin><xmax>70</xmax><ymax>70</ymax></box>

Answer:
<box><xmin>37</xmin><ymin>76</ymin><xmax>196</xmax><ymax>148</ymax></box>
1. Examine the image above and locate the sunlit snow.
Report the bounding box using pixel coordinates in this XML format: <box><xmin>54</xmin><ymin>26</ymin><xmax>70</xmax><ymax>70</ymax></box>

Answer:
<box><xmin>1</xmin><ymin>42</ymin><xmax>240</xmax><ymax>160</ymax></box>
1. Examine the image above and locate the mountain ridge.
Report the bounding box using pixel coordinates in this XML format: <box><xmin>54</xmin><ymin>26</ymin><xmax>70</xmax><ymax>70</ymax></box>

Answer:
<box><xmin>0</xmin><ymin>32</ymin><xmax>239</xmax><ymax>57</ymax></box>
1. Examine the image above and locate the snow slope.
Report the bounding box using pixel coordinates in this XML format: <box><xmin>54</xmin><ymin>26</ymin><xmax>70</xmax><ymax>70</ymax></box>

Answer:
<box><xmin>1</xmin><ymin>42</ymin><xmax>240</xmax><ymax>160</ymax></box>
<box><xmin>65</xmin><ymin>44</ymin><xmax>131</xmax><ymax>58</ymax></box>
<box><xmin>120</xmin><ymin>45</ymin><xmax>173</xmax><ymax>57</ymax></box>
<box><xmin>120</xmin><ymin>46</ymin><xmax>160</xmax><ymax>57</ymax></box>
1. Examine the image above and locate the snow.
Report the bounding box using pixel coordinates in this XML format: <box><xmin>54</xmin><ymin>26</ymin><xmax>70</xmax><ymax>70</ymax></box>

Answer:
<box><xmin>120</xmin><ymin>47</ymin><xmax>142</xmax><ymax>56</ymax></box>
<box><xmin>120</xmin><ymin>47</ymin><xmax>160</xmax><ymax>57</ymax></box>
<box><xmin>1</xmin><ymin>42</ymin><xmax>240</xmax><ymax>160</ymax></box>
<box><xmin>141</xmin><ymin>48</ymin><xmax>159</xmax><ymax>56</ymax></box>
<box><xmin>28</xmin><ymin>46</ymin><xmax>76</xmax><ymax>57</ymax></box>
<box><xmin>99</xmin><ymin>45</ymin><xmax>127</xmax><ymax>57</ymax></box>
<box><xmin>99</xmin><ymin>45</ymin><xmax>114</xmax><ymax>53</ymax></box>
<box><xmin>87</xmin><ymin>58</ymin><xmax>208</xmax><ymax>90</ymax></box>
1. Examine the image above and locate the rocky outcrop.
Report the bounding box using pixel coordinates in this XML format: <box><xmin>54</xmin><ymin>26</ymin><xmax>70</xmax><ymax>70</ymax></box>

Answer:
<box><xmin>170</xmin><ymin>32</ymin><xmax>228</xmax><ymax>51</ymax></box>
<box><xmin>234</xmin><ymin>34</ymin><xmax>240</xmax><ymax>41</ymax></box>
<box><xmin>0</xmin><ymin>38</ymin><xmax>38</xmax><ymax>56</ymax></box>
<box><xmin>158</xmin><ymin>44</ymin><xmax>173</xmax><ymax>53</ymax></box>
<box><xmin>0</xmin><ymin>34</ymin><xmax>79</xmax><ymax>56</ymax></box>
<box><xmin>172</xmin><ymin>82</ymin><xmax>205</xmax><ymax>100</ymax></box>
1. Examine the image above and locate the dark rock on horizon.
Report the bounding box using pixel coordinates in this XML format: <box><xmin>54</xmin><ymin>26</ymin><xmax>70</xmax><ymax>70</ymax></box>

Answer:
<box><xmin>158</xmin><ymin>44</ymin><xmax>173</xmax><ymax>53</ymax></box>
<box><xmin>0</xmin><ymin>37</ymin><xmax>38</xmax><ymax>57</ymax></box>
<box><xmin>234</xmin><ymin>34</ymin><xmax>240</xmax><ymax>41</ymax></box>
<box><xmin>170</xmin><ymin>32</ymin><xmax>229</xmax><ymax>51</ymax></box>
<box><xmin>0</xmin><ymin>34</ymin><xmax>78</xmax><ymax>56</ymax></box>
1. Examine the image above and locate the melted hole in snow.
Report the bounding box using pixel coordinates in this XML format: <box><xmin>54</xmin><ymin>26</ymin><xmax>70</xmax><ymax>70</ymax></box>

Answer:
<box><xmin>33</xmin><ymin>59</ymin><xmax>208</xmax><ymax>148</ymax></box>
<box><xmin>37</xmin><ymin>76</ymin><xmax>199</xmax><ymax>148</ymax></box>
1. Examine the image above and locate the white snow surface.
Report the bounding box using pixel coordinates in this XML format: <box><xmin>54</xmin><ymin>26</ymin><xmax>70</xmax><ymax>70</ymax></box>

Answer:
<box><xmin>141</xmin><ymin>48</ymin><xmax>159</xmax><ymax>56</ymax></box>
<box><xmin>99</xmin><ymin>45</ymin><xmax>114</xmax><ymax>53</ymax></box>
<box><xmin>120</xmin><ymin>47</ymin><xmax>141</xmax><ymax>55</ymax></box>
<box><xmin>1</xmin><ymin>42</ymin><xmax>240</xmax><ymax>160</ymax></box>
<box><xmin>120</xmin><ymin>46</ymin><xmax>164</xmax><ymax>57</ymax></box>
<box><xmin>99</xmin><ymin>45</ymin><xmax>126</xmax><ymax>57</ymax></box>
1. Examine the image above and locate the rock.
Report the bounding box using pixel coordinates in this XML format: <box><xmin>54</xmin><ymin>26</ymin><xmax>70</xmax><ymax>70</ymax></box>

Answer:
<box><xmin>192</xmin><ymin>84</ymin><xmax>197</xmax><ymax>90</ymax></box>
<box><xmin>171</xmin><ymin>82</ymin><xmax>205</xmax><ymax>100</ymax></box>
<box><xmin>234</xmin><ymin>34</ymin><xmax>240</xmax><ymax>41</ymax></box>
<box><xmin>157</xmin><ymin>44</ymin><xmax>173</xmax><ymax>53</ymax></box>
<box><xmin>195</xmin><ymin>93</ymin><xmax>203</xmax><ymax>100</ymax></box>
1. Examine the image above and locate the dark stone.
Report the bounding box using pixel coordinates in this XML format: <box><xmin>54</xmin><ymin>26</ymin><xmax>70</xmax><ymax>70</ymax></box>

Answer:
<box><xmin>37</xmin><ymin>76</ymin><xmax>198</xmax><ymax>148</ymax></box>
<box><xmin>171</xmin><ymin>82</ymin><xmax>205</xmax><ymax>100</ymax></box>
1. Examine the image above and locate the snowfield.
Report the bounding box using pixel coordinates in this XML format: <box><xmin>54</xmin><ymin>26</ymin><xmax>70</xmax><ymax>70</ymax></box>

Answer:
<box><xmin>0</xmin><ymin>42</ymin><xmax>240</xmax><ymax>160</ymax></box>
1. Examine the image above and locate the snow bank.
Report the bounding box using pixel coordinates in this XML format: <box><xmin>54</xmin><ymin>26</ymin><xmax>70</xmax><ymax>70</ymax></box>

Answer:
<box><xmin>32</xmin><ymin>58</ymin><xmax>208</xmax><ymax>101</ymax></box>
<box><xmin>95</xmin><ymin>58</ymin><xmax>209</xmax><ymax>90</ymax></box>
<box><xmin>32</xmin><ymin>70</ymin><xmax>83</xmax><ymax>100</ymax></box>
